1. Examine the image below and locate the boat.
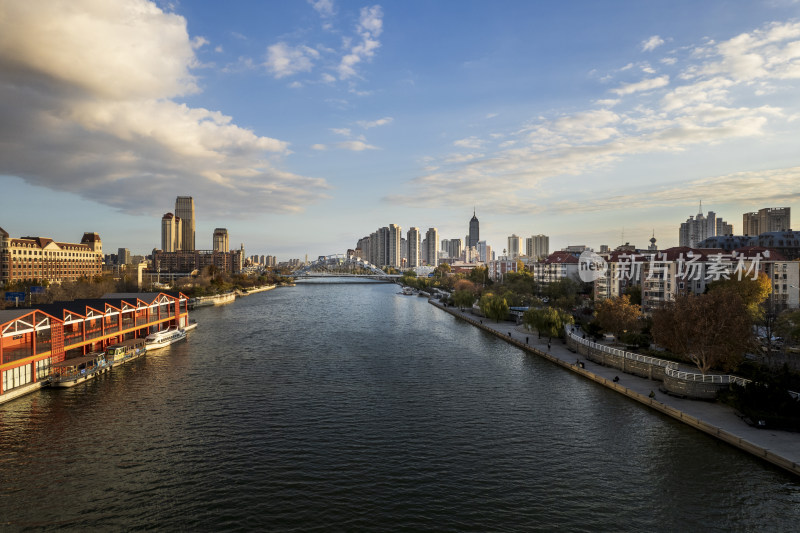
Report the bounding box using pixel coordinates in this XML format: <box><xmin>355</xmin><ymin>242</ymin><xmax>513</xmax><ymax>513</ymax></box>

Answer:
<box><xmin>399</xmin><ymin>286</ymin><xmax>414</xmax><ymax>295</ymax></box>
<box><xmin>49</xmin><ymin>352</ymin><xmax>109</xmax><ymax>388</ymax></box>
<box><xmin>182</xmin><ymin>319</ymin><xmax>198</xmax><ymax>332</ymax></box>
<box><xmin>145</xmin><ymin>326</ymin><xmax>187</xmax><ymax>350</ymax></box>
<box><xmin>106</xmin><ymin>338</ymin><xmax>147</xmax><ymax>368</ymax></box>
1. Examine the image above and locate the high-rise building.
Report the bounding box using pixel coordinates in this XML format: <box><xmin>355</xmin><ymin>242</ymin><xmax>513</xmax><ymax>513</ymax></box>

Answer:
<box><xmin>175</xmin><ymin>196</ymin><xmax>195</xmax><ymax>251</ymax></box>
<box><xmin>678</xmin><ymin>203</ymin><xmax>731</xmax><ymax>248</ymax></box>
<box><xmin>743</xmin><ymin>207</ymin><xmax>791</xmax><ymax>235</ymax></box>
<box><xmin>161</xmin><ymin>213</ymin><xmax>182</xmax><ymax>252</ymax></box>
<box><xmin>477</xmin><ymin>240</ymin><xmax>490</xmax><ymax>263</ymax></box>
<box><xmin>507</xmin><ymin>234</ymin><xmax>522</xmax><ymax>260</ymax></box>
<box><xmin>449</xmin><ymin>238</ymin><xmax>462</xmax><ymax>260</ymax></box>
<box><xmin>213</xmin><ymin>228</ymin><xmax>229</xmax><ymax>253</ymax></box>
<box><xmin>468</xmin><ymin>210</ymin><xmax>480</xmax><ymax>249</ymax></box>
<box><xmin>407</xmin><ymin>227</ymin><xmax>420</xmax><ymax>268</ymax></box>
<box><xmin>117</xmin><ymin>248</ymin><xmax>130</xmax><ymax>265</ymax></box>
<box><xmin>387</xmin><ymin>224</ymin><xmax>402</xmax><ymax>267</ymax></box>
<box><xmin>525</xmin><ymin>234</ymin><xmax>549</xmax><ymax>260</ymax></box>
<box><xmin>425</xmin><ymin>228</ymin><xmax>439</xmax><ymax>266</ymax></box>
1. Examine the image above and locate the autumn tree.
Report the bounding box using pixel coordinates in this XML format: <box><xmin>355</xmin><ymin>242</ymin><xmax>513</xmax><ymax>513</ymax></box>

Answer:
<box><xmin>594</xmin><ymin>294</ymin><xmax>642</xmax><ymax>342</ymax></box>
<box><xmin>707</xmin><ymin>271</ymin><xmax>772</xmax><ymax>321</ymax></box>
<box><xmin>651</xmin><ymin>290</ymin><xmax>754</xmax><ymax>374</ymax></box>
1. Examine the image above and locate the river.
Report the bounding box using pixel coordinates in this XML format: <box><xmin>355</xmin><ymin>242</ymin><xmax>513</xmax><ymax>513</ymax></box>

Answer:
<box><xmin>1</xmin><ymin>281</ymin><xmax>798</xmax><ymax>531</ymax></box>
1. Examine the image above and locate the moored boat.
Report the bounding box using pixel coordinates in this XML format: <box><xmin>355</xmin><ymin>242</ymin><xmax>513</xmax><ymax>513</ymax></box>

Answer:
<box><xmin>106</xmin><ymin>338</ymin><xmax>147</xmax><ymax>368</ymax></box>
<box><xmin>145</xmin><ymin>326</ymin><xmax>187</xmax><ymax>350</ymax></box>
<box><xmin>49</xmin><ymin>352</ymin><xmax>109</xmax><ymax>388</ymax></box>
<box><xmin>182</xmin><ymin>319</ymin><xmax>198</xmax><ymax>332</ymax></box>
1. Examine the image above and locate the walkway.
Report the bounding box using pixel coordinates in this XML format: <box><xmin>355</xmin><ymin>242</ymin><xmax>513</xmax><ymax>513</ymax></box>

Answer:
<box><xmin>431</xmin><ymin>301</ymin><xmax>800</xmax><ymax>478</ymax></box>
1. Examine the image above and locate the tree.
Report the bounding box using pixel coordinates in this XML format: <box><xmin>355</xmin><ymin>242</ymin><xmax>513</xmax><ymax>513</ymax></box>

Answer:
<box><xmin>479</xmin><ymin>293</ymin><xmax>509</xmax><ymax>322</ymax></box>
<box><xmin>594</xmin><ymin>294</ymin><xmax>642</xmax><ymax>342</ymax></box>
<box><xmin>522</xmin><ymin>307</ymin><xmax>574</xmax><ymax>340</ymax></box>
<box><xmin>453</xmin><ymin>290</ymin><xmax>475</xmax><ymax>310</ymax></box>
<box><xmin>651</xmin><ymin>291</ymin><xmax>754</xmax><ymax>374</ymax></box>
<box><xmin>707</xmin><ymin>271</ymin><xmax>772</xmax><ymax>321</ymax></box>
<box><xmin>624</xmin><ymin>285</ymin><xmax>642</xmax><ymax>306</ymax></box>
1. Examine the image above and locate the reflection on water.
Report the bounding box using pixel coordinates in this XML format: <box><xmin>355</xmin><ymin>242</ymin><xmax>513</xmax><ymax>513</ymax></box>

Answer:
<box><xmin>1</xmin><ymin>281</ymin><xmax>798</xmax><ymax>530</ymax></box>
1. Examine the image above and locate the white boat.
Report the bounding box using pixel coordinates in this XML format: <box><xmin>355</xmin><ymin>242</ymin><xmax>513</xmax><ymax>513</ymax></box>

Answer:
<box><xmin>145</xmin><ymin>326</ymin><xmax>187</xmax><ymax>350</ymax></box>
<box><xmin>182</xmin><ymin>319</ymin><xmax>198</xmax><ymax>332</ymax></box>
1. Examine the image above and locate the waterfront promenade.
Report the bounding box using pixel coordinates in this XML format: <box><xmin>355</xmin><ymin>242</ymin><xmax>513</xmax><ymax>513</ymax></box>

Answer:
<box><xmin>430</xmin><ymin>300</ymin><xmax>800</xmax><ymax>478</ymax></box>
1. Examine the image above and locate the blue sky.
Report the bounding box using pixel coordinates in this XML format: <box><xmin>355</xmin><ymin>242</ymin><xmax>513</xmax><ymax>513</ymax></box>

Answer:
<box><xmin>1</xmin><ymin>0</ymin><xmax>800</xmax><ymax>260</ymax></box>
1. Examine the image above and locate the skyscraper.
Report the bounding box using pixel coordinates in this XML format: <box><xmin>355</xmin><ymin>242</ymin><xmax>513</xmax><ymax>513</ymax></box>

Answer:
<box><xmin>425</xmin><ymin>228</ymin><xmax>439</xmax><ymax>266</ymax></box>
<box><xmin>743</xmin><ymin>207</ymin><xmax>790</xmax><ymax>235</ymax></box>
<box><xmin>161</xmin><ymin>212</ymin><xmax>182</xmax><ymax>252</ymax></box>
<box><xmin>678</xmin><ymin>203</ymin><xmax>731</xmax><ymax>247</ymax></box>
<box><xmin>213</xmin><ymin>228</ymin><xmax>229</xmax><ymax>253</ymax></box>
<box><xmin>468</xmin><ymin>210</ymin><xmax>479</xmax><ymax>249</ymax></box>
<box><xmin>175</xmin><ymin>196</ymin><xmax>195</xmax><ymax>251</ymax></box>
<box><xmin>507</xmin><ymin>234</ymin><xmax>522</xmax><ymax>260</ymax></box>
<box><xmin>388</xmin><ymin>224</ymin><xmax>402</xmax><ymax>267</ymax></box>
<box><xmin>526</xmin><ymin>234</ymin><xmax>549</xmax><ymax>260</ymax></box>
<box><xmin>407</xmin><ymin>227</ymin><xmax>420</xmax><ymax>268</ymax></box>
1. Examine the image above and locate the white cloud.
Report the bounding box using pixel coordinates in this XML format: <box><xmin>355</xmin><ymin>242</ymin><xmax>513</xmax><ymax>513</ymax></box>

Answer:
<box><xmin>337</xmin><ymin>5</ymin><xmax>383</xmax><ymax>79</ymax></box>
<box><xmin>0</xmin><ymin>0</ymin><xmax>329</xmax><ymax>217</ymax></box>
<box><xmin>357</xmin><ymin>117</ymin><xmax>393</xmax><ymax>128</ymax></box>
<box><xmin>642</xmin><ymin>35</ymin><xmax>665</xmax><ymax>52</ymax></box>
<box><xmin>264</xmin><ymin>42</ymin><xmax>320</xmax><ymax>78</ymax></box>
<box><xmin>337</xmin><ymin>140</ymin><xmax>378</xmax><ymax>151</ymax></box>
<box><xmin>308</xmin><ymin>0</ymin><xmax>334</xmax><ymax>17</ymax></box>
<box><xmin>311</xmin><ymin>144</ymin><xmax>328</xmax><ymax>150</ymax></box>
<box><xmin>453</xmin><ymin>136</ymin><xmax>484</xmax><ymax>149</ymax></box>
<box><xmin>331</xmin><ymin>128</ymin><xmax>352</xmax><ymax>136</ymax></box>
<box><xmin>612</xmin><ymin>75</ymin><xmax>670</xmax><ymax>96</ymax></box>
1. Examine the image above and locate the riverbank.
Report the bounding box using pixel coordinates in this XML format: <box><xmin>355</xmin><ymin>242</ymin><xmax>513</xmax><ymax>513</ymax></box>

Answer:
<box><xmin>430</xmin><ymin>299</ymin><xmax>800</xmax><ymax>478</ymax></box>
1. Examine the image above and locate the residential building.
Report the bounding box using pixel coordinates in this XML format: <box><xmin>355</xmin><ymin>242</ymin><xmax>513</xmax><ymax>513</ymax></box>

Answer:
<box><xmin>526</xmin><ymin>234</ymin><xmax>549</xmax><ymax>261</ymax></box>
<box><xmin>449</xmin><ymin>238</ymin><xmax>462</xmax><ymax>261</ymax></box>
<box><xmin>117</xmin><ymin>248</ymin><xmax>130</xmax><ymax>266</ymax></box>
<box><xmin>678</xmin><ymin>204</ymin><xmax>732</xmax><ymax>247</ymax></box>
<box><xmin>487</xmin><ymin>259</ymin><xmax>519</xmax><ymax>281</ymax></box>
<box><xmin>388</xmin><ymin>224</ymin><xmax>402</xmax><ymax>268</ymax></box>
<box><xmin>425</xmin><ymin>228</ymin><xmax>439</xmax><ymax>266</ymax></box>
<box><xmin>531</xmin><ymin>251</ymin><xmax>580</xmax><ymax>284</ymax></box>
<box><xmin>743</xmin><ymin>207</ymin><xmax>791</xmax><ymax>236</ymax></box>
<box><xmin>0</xmin><ymin>228</ymin><xmax>103</xmax><ymax>285</ymax></box>
<box><xmin>407</xmin><ymin>227</ymin><xmax>420</xmax><ymax>268</ymax></box>
<box><xmin>507</xmin><ymin>234</ymin><xmax>522</xmax><ymax>260</ymax></box>
<box><xmin>477</xmin><ymin>241</ymin><xmax>492</xmax><ymax>263</ymax></box>
<box><xmin>175</xmin><ymin>196</ymin><xmax>196</xmax><ymax>251</ymax></box>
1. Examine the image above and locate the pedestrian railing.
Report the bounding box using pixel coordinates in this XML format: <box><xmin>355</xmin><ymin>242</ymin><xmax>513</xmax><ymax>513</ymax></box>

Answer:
<box><xmin>664</xmin><ymin>367</ymin><xmax>751</xmax><ymax>387</ymax></box>
<box><xmin>565</xmin><ymin>328</ymin><xmax>678</xmax><ymax>369</ymax></box>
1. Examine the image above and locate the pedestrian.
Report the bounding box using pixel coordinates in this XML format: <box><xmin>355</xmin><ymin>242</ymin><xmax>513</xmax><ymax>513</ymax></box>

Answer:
<box><xmin>526</xmin><ymin>337</ymin><xmax>529</xmax><ymax>344</ymax></box>
<box><xmin>547</xmin><ymin>341</ymin><xmax>551</xmax><ymax>351</ymax></box>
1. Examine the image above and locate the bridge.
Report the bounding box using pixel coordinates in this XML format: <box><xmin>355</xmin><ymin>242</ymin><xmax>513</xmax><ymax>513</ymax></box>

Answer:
<box><xmin>290</xmin><ymin>254</ymin><xmax>400</xmax><ymax>281</ymax></box>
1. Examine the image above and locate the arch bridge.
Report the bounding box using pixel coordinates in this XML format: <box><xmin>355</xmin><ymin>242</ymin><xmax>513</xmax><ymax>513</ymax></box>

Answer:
<box><xmin>290</xmin><ymin>254</ymin><xmax>399</xmax><ymax>281</ymax></box>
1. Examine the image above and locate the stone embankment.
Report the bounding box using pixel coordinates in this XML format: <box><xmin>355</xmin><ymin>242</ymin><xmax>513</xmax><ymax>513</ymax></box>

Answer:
<box><xmin>429</xmin><ymin>299</ymin><xmax>800</xmax><ymax>478</ymax></box>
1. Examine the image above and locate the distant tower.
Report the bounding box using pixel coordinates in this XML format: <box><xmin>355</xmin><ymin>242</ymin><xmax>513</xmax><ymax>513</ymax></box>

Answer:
<box><xmin>175</xmin><ymin>196</ymin><xmax>195</xmax><ymax>251</ymax></box>
<box><xmin>648</xmin><ymin>230</ymin><xmax>658</xmax><ymax>252</ymax></box>
<box><xmin>161</xmin><ymin>213</ymin><xmax>181</xmax><ymax>252</ymax></box>
<box><xmin>213</xmin><ymin>228</ymin><xmax>229</xmax><ymax>253</ymax></box>
<box><xmin>468</xmin><ymin>209</ymin><xmax>480</xmax><ymax>249</ymax></box>
<box><xmin>425</xmin><ymin>228</ymin><xmax>439</xmax><ymax>266</ymax></box>
<box><xmin>407</xmin><ymin>227</ymin><xmax>421</xmax><ymax>268</ymax></box>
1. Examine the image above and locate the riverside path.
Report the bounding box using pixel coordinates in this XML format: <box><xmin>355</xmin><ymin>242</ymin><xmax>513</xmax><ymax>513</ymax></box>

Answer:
<box><xmin>430</xmin><ymin>299</ymin><xmax>800</xmax><ymax>478</ymax></box>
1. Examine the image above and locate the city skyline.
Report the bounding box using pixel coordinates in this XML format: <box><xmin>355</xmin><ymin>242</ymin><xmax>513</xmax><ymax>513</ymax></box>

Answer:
<box><xmin>2</xmin><ymin>1</ymin><xmax>800</xmax><ymax>260</ymax></box>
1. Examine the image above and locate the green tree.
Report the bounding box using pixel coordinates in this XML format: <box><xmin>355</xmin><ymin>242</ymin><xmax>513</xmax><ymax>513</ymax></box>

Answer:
<box><xmin>479</xmin><ymin>293</ymin><xmax>509</xmax><ymax>322</ymax></box>
<box><xmin>651</xmin><ymin>290</ymin><xmax>754</xmax><ymax>374</ymax></box>
<box><xmin>453</xmin><ymin>290</ymin><xmax>475</xmax><ymax>310</ymax></box>
<box><xmin>522</xmin><ymin>307</ymin><xmax>574</xmax><ymax>340</ymax></box>
<box><xmin>594</xmin><ymin>294</ymin><xmax>642</xmax><ymax>342</ymax></box>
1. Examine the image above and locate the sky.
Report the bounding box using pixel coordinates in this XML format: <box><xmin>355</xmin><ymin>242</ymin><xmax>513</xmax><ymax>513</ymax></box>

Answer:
<box><xmin>1</xmin><ymin>0</ymin><xmax>800</xmax><ymax>261</ymax></box>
